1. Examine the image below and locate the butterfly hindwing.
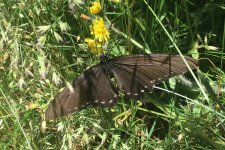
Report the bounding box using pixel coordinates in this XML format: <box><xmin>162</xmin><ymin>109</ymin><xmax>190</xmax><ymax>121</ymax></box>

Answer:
<box><xmin>91</xmin><ymin>67</ymin><xmax>118</xmax><ymax>107</ymax></box>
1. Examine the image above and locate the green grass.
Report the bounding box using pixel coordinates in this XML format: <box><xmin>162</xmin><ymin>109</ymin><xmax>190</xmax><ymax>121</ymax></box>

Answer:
<box><xmin>0</xmin><ymin>0</ymin><xmax>225</xmax><ymax>149</ymax></box>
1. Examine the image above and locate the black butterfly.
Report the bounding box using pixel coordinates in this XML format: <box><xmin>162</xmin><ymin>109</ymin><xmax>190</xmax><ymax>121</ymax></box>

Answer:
<box><xmin>45</xmin><ymin>54</ymin><xmax>198</xmax><ymax>120</ymax></box>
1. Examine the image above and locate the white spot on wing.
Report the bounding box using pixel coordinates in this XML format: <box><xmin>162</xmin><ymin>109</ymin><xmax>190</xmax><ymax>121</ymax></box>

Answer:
<box><xmin>109</xmin><ymin>99</ymin><xmax>113</xmax><ymax>103</ymax></box>
<box><xmin>94</xmin><ymin>100</ymin><xmax>99</xmax><ymax>103</ymax></box>
<box><xmin>127</xmin><ymin>92</ymin><xmax>131</xmax><ymax>95</ymax></box>
<box><xmin>150</xmin><ymin>80</ymin><xmax>155</xmax><ymax>84</ymax></box>
<box><xmin>101</xmin><ymin>101</ymin><xmax>106</xmax><ymax>104</ymax></box>
<box><xmin>134</xmin><ymin>93</ymin><xmax>138</xmax><ymax>96</ymax></box>
<box><xmin>141</xmin><ymin>90</ymin><xmax>145</xmax><ymax>93</ymax></box>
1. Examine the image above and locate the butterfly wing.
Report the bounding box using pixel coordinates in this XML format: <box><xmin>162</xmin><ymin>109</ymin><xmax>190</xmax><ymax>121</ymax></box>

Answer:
<box><xmin>45</xmin><ymin>54</ymin><xmax>198</xmax><ymax>120</ymax></box>
<box><xmin>110</xmin><ymin>54</ymin><xmax>198</xmax><ymax>99</ymax></box>
<box><xmin>45</xmin><ymin>64</ymin><xmax>117</xmax><ymax>120</ymax></box>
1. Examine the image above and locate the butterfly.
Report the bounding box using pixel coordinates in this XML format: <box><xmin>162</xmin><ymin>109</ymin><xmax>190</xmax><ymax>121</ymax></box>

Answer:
<box><xmin>45</xmin><ymin>54</ymin><xmax>198</xmax><ymax>120</ymax></box>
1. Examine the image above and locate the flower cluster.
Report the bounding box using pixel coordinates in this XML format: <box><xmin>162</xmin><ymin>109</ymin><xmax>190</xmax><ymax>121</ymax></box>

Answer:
<box><xmin>84</xmin><ymin>38</ymin><xmax>102</xmax><ymax>54</ymax></box>
<box><xmin>85</xmin><ymin>1</ymin><xmax>110</xmax><ymax>55</ymax></box>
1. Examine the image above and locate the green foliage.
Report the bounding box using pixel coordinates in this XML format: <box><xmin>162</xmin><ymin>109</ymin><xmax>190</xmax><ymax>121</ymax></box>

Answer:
<box><xmin>0</xmin><ymin>0</ymin><xmax>224</xmax><ymax>149</ymax></box>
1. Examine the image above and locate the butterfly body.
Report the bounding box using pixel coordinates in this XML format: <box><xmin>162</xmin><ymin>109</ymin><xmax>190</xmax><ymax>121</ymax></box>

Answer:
<box><xmin>45</xmin><ymin>54</ymin><xmax>198</xmax><ymax>120</ymax></box>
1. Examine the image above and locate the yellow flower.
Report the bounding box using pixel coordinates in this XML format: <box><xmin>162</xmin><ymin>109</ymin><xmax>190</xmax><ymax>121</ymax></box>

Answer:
<box><xmin>89</xmin><ymin>1</ymin><xmax>101</xmax><ymax>14</ymax></box>
<box><xmin>90</xmin><ymin>18</ymin><xmax>110</xmax><ymax>42</ymax></box>
<box><xmin>85</xmin><ymin>38</ymin><xmax>103</xmax><ymax>55</ymax></box>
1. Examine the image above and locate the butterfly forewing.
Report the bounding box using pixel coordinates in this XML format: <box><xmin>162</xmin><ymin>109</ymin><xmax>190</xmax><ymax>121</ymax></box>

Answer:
<box><xmin>45</xmin><ymin>64</ymin><xmax>117</xmax><ymax>120</ymax></box>
<box><xmin>111</xmin><ymin>54</ymin><xmax>198</xmax><ymax>99</ymax></box>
